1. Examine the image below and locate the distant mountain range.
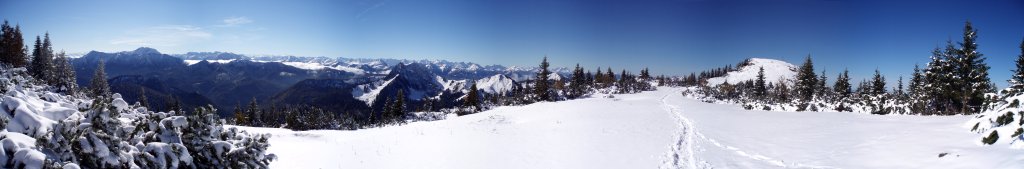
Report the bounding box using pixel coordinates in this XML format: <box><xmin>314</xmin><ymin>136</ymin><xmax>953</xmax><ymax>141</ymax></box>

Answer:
<box><xmin>72</xmin><ymin>47</ymin><xmax>569</xmax><ymax>118</ymax></box>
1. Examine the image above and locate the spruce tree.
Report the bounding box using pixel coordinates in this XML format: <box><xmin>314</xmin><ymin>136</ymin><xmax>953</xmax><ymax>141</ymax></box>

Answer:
<box><xmin>52</xmin><ymin>51</ymin><xmax>76</xmax><ymax>94</ymax></box>
<box><xmin>1011</xmin><ymin>38</ymin><xmax>1024</xmax><ymax>92</ymax></box>
<box><xmin>795</xmin><ymin>55</ymin><xmax>818</xmax><ymax>101</ymax></box>
<box><xmin>233</xmin><ymin>103</ymin><xmax>247</xmax><ymax>125</ymax></box>
<box><xmin>89</xmin><ymin>61</ymin><xmax>111</xmax><ymax>97</ymax></box>
<box><xmin>29</xmin><ymin>35</ymin><xmax>45</xmax><ymax>79</ymax></box>
<box><xmin>909</xmin><ymin>65</ymin><xmax>924</xmax><ymax>98</ymax></box>
<box><xmin>0</xmin><ymin>20</ymin><xmax>27</xmax><ymax>67</ymax></box>
<box><xmin>41</xmin><ymin>33</ymin><xmax>56</xmax><ymax>84</ymax></box>
<box><xmin>568</xmin><ymin>64</ymin><xmax>586</xmax><ymax>98</ymax></box>
<box><xmin>391</xmin><ymin>90</ymin><xmax>406</xmax><ymax>124</ymax></box>
<box><xmin>833</xmin><ymin>69</ymin><xmax>852</xmax><ymax>99</ymax></box>
<box><xmin>909</xmin><ymin>64</ymin><xmax>927</xmax><ymax>113</ymax></box>
<box><xmin>534</xmin><ymin>56</ymin><xmax>551</xmax><ymax>101</ymax></box>
<box><xmin>895</xmin><ymin>76</ymin><xmax>904</xmax><ymax>97</ymax></box>
<box><xmin>606</xmin><ymin>67</ymin><xmax>615</xmax><ymax>86</ymax></box>
<box><xmin>955</xmin><ymin>21</ymin><xmax>992</xmax><ymax>114</ymax></box>
<box><xmin>754</xmin><ymin>66</ymin><xmax>767</xmax><ymax>99</ymax></box>
<box><xmin>817</xmin><ymin>70</ymin><xmax>829</xmax><ymax>99</ymax></box>
<box><xmin>924</xmin><ymin>45</ymin><xmax>955</xmax><ymax>115</ymax></box>
<box><xmin>465</xmin><ymin>83</ymin><xmax>480</xmax><ymax>112</ymax></box>
<box><xmin>871</xmin><ymin>69</ymin><xmax>886</xmax><ymax>95</ymax></box>
<box><xmin>640</xmin><ymin>67</ymin><xmax>651</xmax><ymax>80</ymax></box>
<box><xmin>246</xmin><ymin>97</ymin><xmax>260</xmax><ymax>126</ymax></box>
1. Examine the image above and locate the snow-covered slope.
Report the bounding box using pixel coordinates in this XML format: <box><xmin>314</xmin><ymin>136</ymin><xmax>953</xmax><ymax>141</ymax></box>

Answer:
<box><xmin>352</xmin><ymin>76</ymin><xmax>398</xmax><ymax>106</ymax></box>
<box><xmin>239</xmin><ymin>87</ymin><xmax>1022</xmax><ymax>168</ymax></box>
<box><xmin>706</xmin><ymin>58</ymin><xmax>796</xmax><ymax>86</ymax></box>
<box><xmin>966</xmin><ymin>92</ymin><xmax>1024</xmax><ymax>148</ymax></box>
<box><xmin>474</xmin><ymin>74</ymin><xmax>517</xmax><ymax>94</ymax></box>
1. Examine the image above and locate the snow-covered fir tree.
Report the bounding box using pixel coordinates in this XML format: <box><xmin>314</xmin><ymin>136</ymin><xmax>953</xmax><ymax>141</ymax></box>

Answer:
<box><xmin>795</xmin><ymin>55</ymin><xmax>818</xmax><ymax>103</ymax></box>
<box><xmin>754</xmin><ymin>67</ymin><xmax>767</xmax><ymax>99</ymax></box>
<box><xmin>88</xmin><ymin>61</ymin><xmax>111</xmax><ymax>98</ymax></box>
<box><xmin>534</xmin><ymin>56</ymin><xmax>552</xmax><ymax>102</ymax></box>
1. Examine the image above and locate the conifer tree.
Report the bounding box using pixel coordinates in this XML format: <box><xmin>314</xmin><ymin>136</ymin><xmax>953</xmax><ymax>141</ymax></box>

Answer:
<box><xmin>40</xmin><ymin>33</ymin><xmax>56</xmax><ymax>83</ymax></box>
<box><xmin>233</xmin><ymin>103</ymin><xmax>247</xmax><ymax>125</ymax></box>
<box><xmin>1011</xmin><ymin>38</ymin><xmax>1024</xmax><ymax>92</ymax></box>
<box><xmin>924</xmin><ymin>45</ymin><xmax>955</xmax><ymax>114</ymax></box>
<box><xmin>795</xmin><ymin>55</ymin><xmax>818</xmax><ymax>101</ymax></box>
<box><xmin>871</xmin><ymin>69</ymin><xmax>886</xmax><ymax>95</ymax></box>
<box><xmin>534</xmin><ymin>56</ymin><xmax>551</xmax><ymax>101</ymax></box>
<box><xmin>833</xmin><ymin>69</ymin><xmax>852</xmax><ymax>99</ymax></box>
<box><xmin>465</xmin><ymin>83</ymin><xmax>480</xmax><ymax>112</ymax></box>
<box><xmin>390</xmin><ymin>90</ymin><xmax>406</xmax><ymax>123</ymax></box>
<box><xmin>88</xmin><ymin>61</ymin><xmax>111</xmax><ymax>97</ymax></box>
<box><xmin>29</xmin><ymin>35</ymin><xmax>46</xmax><ymax>79</ymax></box>
<box><xmin>909</xmin><ymin>65</ymin><xmax>924</xmax><ymax>98</ymax></box>
<box><xmin>895</xmin><ymin>76</ymin><xmax>904</xmax><ymax>97</ymax></box>
<box><xmin>52</xmin><ymin>51</ymin><xmax>76</xmax><ymax>94</ymax></box>
<box><xmin>568</xmin><ymin>64</ymin><xmax>587</xmax><ymax>98</ymax></box>
<box><xmin>640</xmin><ymin>67</ymin><xmax>651</xmax><ymax>80</ymax></box>
<box><xmin>817</xmin><ymin>70</ymin><xmax>829</xmax><ymax>98</ymax></box>
<box><xmin>754</xmin><ymin>66</ymin><xmax>767</xmax><ymax>99</ymax></box>
<box><xmin>585</xmin><ymin>71</ymin><xmax>594</xmax><ymax>88</ymax></box>
<box><xmin>0</xmin><ymin>20</ymin><xmax>27</xmax><ymax>67</ymax></box>
<box><xmin>955</xmin><ymin>21</ymin><xmax>992</xmax><ymax>113</ymax></box>
<box><xmin>246</xmin><ymin>97</ymin><xmax>260</xmax><ymax>126</ymax></box>
<box><xmin>606</xmin><ymin>67</ymin><xmax>615</xmax><ymax>86</ymax></box>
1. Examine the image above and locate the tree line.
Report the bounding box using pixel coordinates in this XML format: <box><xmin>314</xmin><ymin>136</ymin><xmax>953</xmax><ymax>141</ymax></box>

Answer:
<box><xmin>689</xmin><ymin>21</ymin><xmax>1003</xmax><ymax>115</ymax></box>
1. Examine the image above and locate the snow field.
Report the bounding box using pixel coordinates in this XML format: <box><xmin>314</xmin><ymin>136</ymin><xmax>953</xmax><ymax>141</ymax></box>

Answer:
<box><xmin>243</xmin><ymin>87</ymin><xmax>1024</xmax><ymax>168</ymax></box>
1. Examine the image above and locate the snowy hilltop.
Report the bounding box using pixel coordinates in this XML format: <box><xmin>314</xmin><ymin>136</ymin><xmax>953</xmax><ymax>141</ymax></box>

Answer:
<box><xmin>705</xmin><ymin>58</ymin><xmax>796</xmax><ymax>86</ymax></box>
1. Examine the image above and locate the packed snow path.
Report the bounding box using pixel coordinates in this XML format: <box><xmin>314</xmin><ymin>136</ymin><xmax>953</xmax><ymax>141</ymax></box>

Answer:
<box><xmin>240</xmin><ymin>87</ymin><xmax>1024</xmax><ymax>168</ymax></box>
<box><xmin>660</xmin><ymin>89</ymin><xmax>699</xmax><ymax>169</ymax></box>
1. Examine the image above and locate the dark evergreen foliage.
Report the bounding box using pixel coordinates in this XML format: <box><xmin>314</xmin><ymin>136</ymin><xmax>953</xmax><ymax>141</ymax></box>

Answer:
<box><xmin>534</xmin><ymin>56</ymin><xmax>552</xmax><ymax>102</ymax></box>
<box><xmin>88</xmin><ymin>61</ymin><xmax>111</xmax><ymax>97</ymax></box>
<box><xmin>795</xmin><ymin>55</ymin><xmax>818</xmax><ymax>102</ymax></box>
<box><xmin>0</xmin><ymin>20</ymin><xmax>27</xmax><ymax>67</ymax></box>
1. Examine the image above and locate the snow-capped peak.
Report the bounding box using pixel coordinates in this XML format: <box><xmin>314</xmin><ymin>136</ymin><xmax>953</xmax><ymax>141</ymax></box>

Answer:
<box><xmin>475</xmin><ymin>74</ymin><xmax>517</xmax><ymax>94</ymax></box>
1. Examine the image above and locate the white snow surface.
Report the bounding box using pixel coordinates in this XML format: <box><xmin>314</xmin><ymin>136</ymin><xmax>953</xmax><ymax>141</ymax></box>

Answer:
<box><xmin>706</xmin><ymin>58</ymin><xmax>797</xmax><ymax>86</ymax></box>
<box><xmin>240</xmin><ymin>87</ymin><xmax>1022</xmax><ymax>169</ymax></box>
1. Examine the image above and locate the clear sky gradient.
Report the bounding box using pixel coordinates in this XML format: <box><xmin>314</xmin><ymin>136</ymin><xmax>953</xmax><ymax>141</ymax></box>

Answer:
<box><xmin>1</xmin><ymin>0</ymin><xmax>1022</xmax><ymax>87</ymax></box>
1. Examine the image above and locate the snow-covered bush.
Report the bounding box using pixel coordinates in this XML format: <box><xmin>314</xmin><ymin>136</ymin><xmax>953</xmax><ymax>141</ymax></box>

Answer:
<box><xmin>0</xmin><ymin>67</ymin><xmax>274</xmax><ymax>168</ymax></box>
<box><xmin>966</xmin><ymin>90</ymin><xmax>1024</xmax><ymax>148</ymax></box>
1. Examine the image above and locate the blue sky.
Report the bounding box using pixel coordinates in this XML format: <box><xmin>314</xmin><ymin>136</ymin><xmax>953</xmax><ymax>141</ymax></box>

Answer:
<box><xmin>1</xmin><ymin>0</ymin><xmax>1023</xmax><ymax>87</ymax></box>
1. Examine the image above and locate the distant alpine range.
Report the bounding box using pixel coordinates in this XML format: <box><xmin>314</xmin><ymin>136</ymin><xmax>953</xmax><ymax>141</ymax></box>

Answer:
<box><xmin>71</xmin><ymin>47</ymin><xmax>570</xmax><ymax>118</ymax></box>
